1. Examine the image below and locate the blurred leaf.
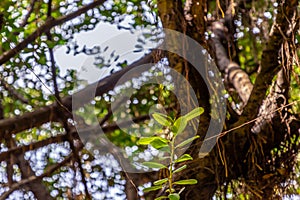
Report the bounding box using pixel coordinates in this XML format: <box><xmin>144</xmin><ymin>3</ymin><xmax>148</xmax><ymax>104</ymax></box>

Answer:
<box><xmin>143</xmin><ymin>185</ymin><xmax>163</xmax><ymax>193</ymax></box>
<box><xmin>176</xmin><ymin>136</ymin><xmax>200</xmax><ymax>148</ymax></box>
<box><xmin>173</xmin><ymin>179</ymin><xmax>198</xmax><ymax>185</ymax></box>
<box><xmin>173</xmin><ymin>117</ymin><xmax>187</xmax><ymax>136</ymax></box>
<box><xmin>184</xmin><ymin>107</ymin><xmax>204</xmax><ymax>121</ymax></box>
<box><xmin>150</xmin><ymin>137</ymin><xmax>169</xmax><ymax>149</ymax></box>
<box><xmin>154</xmin><ymin>196</ymin><xmax>168</xmax><ymax>200</ymax></box>
<box><xmin>173</xmin><ymin>165</ymin><xmax>187</xmax><ymax>174</ymax></box>
<box><xmin>142</xmin><ymin>162</ymin><xmax>166</xmax><ymax>169</ymax></box>
<box><xmin>154</xmin><ymin>178</ymin><xmax>168</xmax><ymax>186</ymax></box>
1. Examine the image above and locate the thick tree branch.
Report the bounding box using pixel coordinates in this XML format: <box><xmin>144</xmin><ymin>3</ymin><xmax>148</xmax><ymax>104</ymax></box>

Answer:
<box><xmin>251</xmin><ymin>69</ymin><xmax>290</xmax><ymax>134</ymax></box>
<box><xmin>157</xmin><ymin>0</ymin><xmax>186</xmax><ymax>73</ymax></box>
<box><xmin>0</xmin><ymin>52</ymin><xmax>153</xmax><ymax>137</ymax></box>
<box><xmin>241</xmin><ymin>0</ymin><xmax>298</xmax><ymax>121</ymax></box>
<box><xmin>0</xmin><ymin>110</ymin><xmax>151</xmax><ymax>164</ymax></box>
<box><xmin>165</xmin><ymin>1</ymin><xmax>298</xmax><ymax>199</ymax></box>
<box><xmin>210</xmin><ymin>21</ymin><xmax>253</xmax><ymax>105</ymax></box>
<box><xmin>157</xmin><ymin>0</ymin><xmax>184</xmax><ymax>31</ymax></box>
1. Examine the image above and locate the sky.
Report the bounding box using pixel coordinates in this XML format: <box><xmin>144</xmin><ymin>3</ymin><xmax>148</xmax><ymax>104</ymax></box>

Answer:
<box><xmin>54</xmin><ymin>22</ymin><xmax>145</xmax><ymax>84</ymax></box>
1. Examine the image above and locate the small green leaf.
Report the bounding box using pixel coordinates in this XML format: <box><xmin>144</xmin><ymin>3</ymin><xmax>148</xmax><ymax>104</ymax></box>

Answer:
<box><xmin>184</xmin><ymin>107</ymin><xmax>204</xmax><ymax>121</ymax></box>
<box><xmin>159</xmin><ymin>146</ymin><xmax>171</xmax><ymax>153</ymax></box>
<box><xmin>175</xmin><ymin>154</ymin><xmax>193</xmax><ymax>163</ymax></box>
<box><xmin>138</xmin><ymin>137</ymin><xmax>157</xmax><ymax>145</ymax></box>
<box><xmin>166</xmin><ymin>188</ymin><xmax>176</xmax><ymax>193</ymax></box>
<box><xmin>46</xmin><ymin>40</ymin><xmax>56</xmax><ymax>48</ymax></box>
<box><xmin>154</xmin><ymin>178</ymin><xmax>168</xmax><ymax>185</ymax></box>
<box><xmin>151</xmin><ymin>138</ymin><xmax>169</xmax><ymax>149</ymax></box>
<box><xmin>173</xmin><ymin>165</ymin><xmax>187</xmax><ymax>174</ymax></box>
<box><xmin>142</xmin><ymin>162</ymin><xmax>166</xmax><ymax>169</ymax></box>
<box><xmin>153</xmin><ymin>113</ymin><xmax>172</xmax><ymax>127</ymax></box>
<box><xmin>173</xmin><ymin>179</ymin><xmax>198</xmax><ymax>185</ymax></box>
<box><xmin>143</xmin><ymin>185</ymin><xmax>163</xmax><ymax>192</ymax></box>
<box><xmin>173</xmin><ymin>117</ymin><xmax>187</xmax><ymax>136</ymax></box>
<box><xmin>154</xmin><ymin>196</ymin><xmax>168</xmax><ymax>200</ymax></box>
<box><xmin>175</xmin><ymin>136</ymin><xmax>200</xmax><ymax>148</ymax></box>
<box><xmin>39</xmin><ymin>56</ymin><xmax>47</xmax><ymax>65</ymax></box>
<box><xmin>168</xmin><ymin>193</ymin><xmax>180</xmax><ymax>200</ymax></box>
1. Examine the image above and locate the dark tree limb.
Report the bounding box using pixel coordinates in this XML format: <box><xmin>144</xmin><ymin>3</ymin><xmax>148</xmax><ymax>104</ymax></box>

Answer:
<box><xmin>251</xmin><ymin>69</ymin><xmax>290</xmax><ymax>134</ymax></box>
<box><xmin>0</xmin><ymin>112</ymin><xmax>151</xmax><ymax>163</ymax></box>
<box><xmin>0</xmin><ymin>51</ymin><xmax>153</xmax><ymax>137</ymax></box>
<box><xmin>210</xmin><ymin>21</ymin><xmax>253</xmax><ymax>105</ymax></box>
<box><xmin>241</xmin><ymin>0</ymin><xmax>298</xmax><ymax>121</ymax></box>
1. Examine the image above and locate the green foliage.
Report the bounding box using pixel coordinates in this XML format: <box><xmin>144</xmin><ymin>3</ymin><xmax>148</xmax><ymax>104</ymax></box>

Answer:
<box><xmin>139</xmin><ymin>107</ymin><xmax>203</xmax><ymax>199</ymax></box>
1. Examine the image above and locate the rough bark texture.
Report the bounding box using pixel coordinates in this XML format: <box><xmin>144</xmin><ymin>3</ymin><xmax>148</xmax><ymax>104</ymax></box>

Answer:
<box><xmin>145</xmin><ymin>0</ymin><xmax>299</xmax><ymax>199</ymax></box>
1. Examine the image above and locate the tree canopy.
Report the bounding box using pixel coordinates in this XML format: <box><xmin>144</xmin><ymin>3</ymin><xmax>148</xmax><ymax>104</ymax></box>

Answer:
<box><xmin>0</xmin><ymin>0</ymin><xmax>299</xmax><ymax>199</ymax></box>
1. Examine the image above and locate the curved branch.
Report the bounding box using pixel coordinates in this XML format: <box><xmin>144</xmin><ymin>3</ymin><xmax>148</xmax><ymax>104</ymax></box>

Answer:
<box><xmin>210</xmin><ymin>21</ymin><xmax>253</xmax><ymax>105</ymax></box>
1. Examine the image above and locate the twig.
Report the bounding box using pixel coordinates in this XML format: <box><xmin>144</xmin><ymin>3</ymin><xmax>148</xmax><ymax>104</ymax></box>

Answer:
<box><xmin>19</xmin><ymin>0</ymin><xmax>37</xmax><ymax>27</ymax></box>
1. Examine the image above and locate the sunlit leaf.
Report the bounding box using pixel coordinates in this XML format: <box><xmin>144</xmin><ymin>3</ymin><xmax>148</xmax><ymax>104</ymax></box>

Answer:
<box><xmin>175</xmin><ymin>136</ymin><xmax>200</xmax><ymax>148</ymax></box>
<box><xmin>173</xmin><ymin>179</ymin><xmax>198</xmax><ymax>185</ymax></box>
<box><xmin>168</xmin><ymin>193</ymin><xmax>180</xmax><ymax>200</ymax></box>
<box><xmin>173</xmin><ymin>165</ymin><xmax>187</xmax><ymax>174</ymax></box>
<box><xmin>173</xmin><ymin>117</ymin><xmax>187</xmax><ymax>136</ymax></box>
<box><xmin>154</xmin><ymin>178</ymin><xmax>168</xmax><ymax>185</ymax></box>
<box><xmin>150</xmin><ymin>137</ymin><xmax>169</xmax><ymax>149</ymax></box>
<box><xmin>138</xmin><ymin>137</ymin><xmax>157</xmax><ymax>145</ymax></box>
<box><xmin>184</xmin><ymin>107</ymin><xmax>204</xmax><ymax>121</ymax></box>
<box><xmin>152</xmin><ymin>113</ymin><xmax>172</xmax><ymax>127</ymax></box>
<box><xmin>143</xmin><ymin>185</ymin><xmax>163</xmax><ymax>193</ymax></box>
<box><xmin>175</xmin><ymin>154</ymin><xmax>193</xmax><ymax>163</ymax></box>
